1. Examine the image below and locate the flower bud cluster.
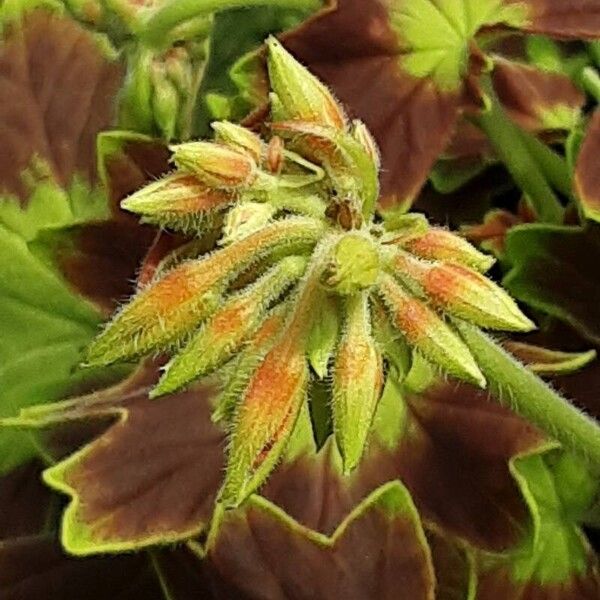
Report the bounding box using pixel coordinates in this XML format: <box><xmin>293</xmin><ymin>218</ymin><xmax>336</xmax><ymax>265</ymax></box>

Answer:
<box><xmin>86</xmin><ymin>37</ymin><xmax>535</xmax><ymax>505</ymax></box>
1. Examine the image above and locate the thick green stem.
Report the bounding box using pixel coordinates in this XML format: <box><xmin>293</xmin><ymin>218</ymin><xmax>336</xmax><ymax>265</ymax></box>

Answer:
<box><xmin>455</xmin><ymin>320</ymin><xmax>600</xmax><ymax>470</ymax></box>
<box><xmin>474</xmin><ymin>75</ymin><xmax>564</xmax><ymax>224</ymax></box>
<box><xmin>517</xmin><ymin>129</ymin><xmax>573</xmax><ymax>200</ymax></box>
<box><xmin>141</xmin><ymin>0</ymin><xmax>321</xmax><ymax>46</ymax></box>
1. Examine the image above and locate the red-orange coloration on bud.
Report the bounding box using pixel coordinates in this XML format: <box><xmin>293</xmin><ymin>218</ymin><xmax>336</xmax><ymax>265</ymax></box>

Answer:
<box><xmin>401</xmin><ymin>229</ymin><xmax>495</xmax><ymax>272</ymax></box>
<box><xmin>171</xmin><ymin>141</ymin><xmax>257</xmax><ymax>188</ymax></box>
<box><xmin>266</xmin><ymin>136</ymin><xmax>285</xmax><ymax>173</ymax></box>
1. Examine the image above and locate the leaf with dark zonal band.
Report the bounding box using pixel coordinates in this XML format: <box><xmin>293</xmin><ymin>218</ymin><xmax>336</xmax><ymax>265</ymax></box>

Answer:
<box><xmin>0</xmin><ymin>535</ymin><xmax>165</xmax><ymax>600</ymax></box>
<box><xmin>0</xmin><ymin>10</ymin><xmax>122</xmax><ymax>202</ymax></box>
<box><xmin>475</xmin><ymin>449</ymin><xmax>600</xmax><ymax>599</ymax></box>
<box><xmin>280</xmin><ymin>0</ymin><xmax>469</xmax><ymax>210</ymax></box>
<box><xmin>3</xmin><ymin>365</ymin><xmax>225</xmax><ymax>555</ymax></box>
<box><xmin>262</xmin><ymin>377</ymin><xmax>545</xmax><ymax>552</ymax></box>
<box><xmin>203</xmin><ymin>481</ymin><xmax>435</xmax><ymax>600</ymax></box>
<box><xmin>503</xmin><ymin>224</ymin><xmax>600</xmax><ymax>344</ymax></box>
<box><xmin>575</xmin><ymin>109</ymin><xmax>600</xmax><ymax>223</ymax></box>
<box><xmin>491</xmin><ymin>58</ymin><xmax>584</xmax><ymax>132</ymax></box>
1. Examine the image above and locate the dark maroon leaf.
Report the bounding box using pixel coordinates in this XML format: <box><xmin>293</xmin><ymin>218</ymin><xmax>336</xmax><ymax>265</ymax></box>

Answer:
<box><xmin>263</xmin><ymin>381</ymin><xmax>543</xmax><ymax>551</ymax></box>
<box><xmin>0</xmin><ymin>535</ymin><xmax>164</xmax><ymax>600</ymax></box>
<box><xmin>204</xmin><ymin>482</ymin><xmax>435</xmax><ymax>600</ymax></box>
<box><xmin>0</xmin><ymin>461</ymin><xmax>52</xmax><ymax>539</ymax></box>
<box><xmin>492</xmin><ymin>58</ymin><xmax>584</xmax><ymax>132</ymax></box>
<box><xmin>513</xmin><ymin>0</ymin><xmax>600</xmax><ymax>39</ymax></box>
<box><xmin>504</xmin><ymin>224</ymin><xmax>600</xmax><ymax>344</ymax></box>
<box><xmin>10</xmin><ymin>366</ymin><xmax>225</xmax><ymax>554</ymax></box>
<box><xmin>0</xmin><ymin>11</ymin><xmax>122</xmax><ymax>202</ymax></box>
<box><xmin>575</xmin><ymin>109</ymin><xmax>600</xmax><ymax>223</ymax></box>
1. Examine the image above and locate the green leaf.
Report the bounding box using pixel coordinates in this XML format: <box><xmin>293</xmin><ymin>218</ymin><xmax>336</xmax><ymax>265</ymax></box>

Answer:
<box><xmin>307</xmin><ymin>293</ymin><xmax>340</xmax><ymax>378</ymax></box>
<box><xmin>0</xmin><ymin>225</ymin><xmax>103</xmax><ymax>473</ymax></box>
<box><xmin>477</xmin><ymin>449</ymin><xmax>600</xmax><ymax>593</ymax></box>
<box><xmin>4</xmin><ymin>367</ymin><xmax>224</xmax><ymax>555</ymax></box>
<box><xmin>0</xmin><ymin>176</ymin><xmax>109</xmax><ymax>242</ymax></box>
<box><xmin>391</xmin><ymin>0</ymin><xmax>526</xmax><ymax>90</ymax></box>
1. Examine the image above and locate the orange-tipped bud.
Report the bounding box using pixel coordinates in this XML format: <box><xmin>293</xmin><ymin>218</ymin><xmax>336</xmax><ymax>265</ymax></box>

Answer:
<box><xmin>171</xmin><ymin>141</ymin><xmax>257</xmax><ymax>188</ymax></box>
<box><xmin>400</xmin><ymin>228</ymin><xmax>495</xmax><ymax>272</ymax></box>
<box><xmin>333</xmin><ymin>293</ymin><xmax>383</xmax><ymax>473</ymax></box>
<box><xmin>85</xmin><ymin>218</ymin><xmax>324</xmax><ymax>365</ymax></box>
<box><xmin>212</xmin><ymin>121</ymin><xmax>263</xmax><ymax>163</ymax></box>
<box><xmin>151</xmin><ymin>256</ymin><xmax>307</xmax><ymax>397</ymax></box>
<box><xmin>121</xmin><ymin>173</ymin><xmax>234</xmax><ymax>231</ymax></box>
<box><xmin>266</xmin><ymin>37</ymin><xmax>346</xmax><ymax>129</ymax></box>
<box><xmin>377</xmin><ymin>274</ymin><xmax>485</xmax><ymax>387</ymax></box>
<box><xmin>221</xmin><ymin>334</ymin><xmax>309</xmax><ymax>507</ymax></box>
<box><xmin>393</xmin><ymin>252</ymin><xmax>535</xmax><ymax>332</ymax></box>
<box><xmin>213</xmin><ymin>308</ymin><xmax>287</xmax><ymax>424</ymax></box>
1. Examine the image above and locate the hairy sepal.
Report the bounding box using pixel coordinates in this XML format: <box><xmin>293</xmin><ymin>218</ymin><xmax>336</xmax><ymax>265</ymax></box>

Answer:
<box><xmin>85</xmin><ymin>218</ymin><xmax>324</xmax><ymax>365</ymax></box>
<box><xmin>151</xmin><ymin>256</ymin><xmax>308</xmax><ymax>397</ymax></box>
<box><xmin>120</xmin><ymin>172</ymin><xmax>235</xmax><ymax>233</ymax></box>
<box><xmin>333</xmin><ymin>293</ymin><xmax>383</xmax><ymax>474</ymax></box>
<box><xmin>394</xmin><ymin>251</ymin><xmax>535</xmax><ymax>332</ymax></box>
<box><xmin>377</xmin><ymin>274</ymin><xmax>485</xmax><ymax>387</ymax></box>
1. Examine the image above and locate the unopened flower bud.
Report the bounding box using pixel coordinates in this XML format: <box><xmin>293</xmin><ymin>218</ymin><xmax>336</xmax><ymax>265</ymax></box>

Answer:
<box><xmin>401</xmin><ymin>228</ymin><xmax>495</xmax><ymax>272</ymax></box>
<box><xmin>86</xmin><ymin>218</ymin><xmax>324</xmax><ymax>365</ymax></box>
<box><xmin>266</xmin><ymin>37</ymin><xmax>346</xmax><ymax>129</ymax></box>
<box><xmin>171</xmin><ymin>141</ymin><xmax>257</xmax><ymax>188</ymax></box>
<box><xmin>220</xmin><ymin>263</ymin><xmax>329</xmax><ymax>505</ymax></box>
<box><xmin>121</xmin><ymin>173</ymin><xmax>233</xmax><ymax>229</ymax></box>
<box><xmin>351</xmin><ymin>119</ymin><xmax>380</xmax><ymax>170</ymax></box>
<box><xmin>151</xmin><ymin>256</ymin><xmax>307</xmax><ymax>397</ymax></box>
<box><xmin>377</xmin><ymin>274</ymin><xmax>485</xmax><ymax>387</ymax></box>
<box><xmin>321</xmin><ymin>234</ymin><xmax>380</xmax><ymax>295</ymax></box>
<box><xmin>151</xmin><ymin>64</ymin><xmax>180</xmax><ymax>141</ymax></box>
<box><xmin>394</xmin><ymin>253</ymin><xmax>535</xmax><ymax>332</ymax></box>
<box><xmin>212</xmin><ymin>121</ymin><xmax>263</xmax><ymax>162</ymax></box>
<box><xmin>333</xmin><ymin>293</ymin><xmax>383</xmax><ymax>473</ymax></box>
<box><xmin>221</xmin><ymin>202</ymin><xmax>275</xmax><ymax>244</ymax></box>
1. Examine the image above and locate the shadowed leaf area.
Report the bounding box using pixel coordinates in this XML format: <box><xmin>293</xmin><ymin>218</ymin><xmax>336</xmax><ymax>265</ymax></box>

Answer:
<box><xmin>14</xmin><ymin>366</ymin><xmax>226</xmax><ymax>555</ymax></box>
<box><xmin>504</xmin><ymin>225</ymin><xmax>600</xmax><ymax>344</ymax></box>
<box><xmin>0</xmin><ymin>10</ymin><xmax>122</xmax><ymax>202</ymax></box>
<box><xmin>0</xmin><ymin>461</ymin><xmax>52</xmax><ymax>540</ymax></box>
<box><xmin>0</xmin><ymin>535</ymin><xmax>164</xmax><ymax>600</ymax></box>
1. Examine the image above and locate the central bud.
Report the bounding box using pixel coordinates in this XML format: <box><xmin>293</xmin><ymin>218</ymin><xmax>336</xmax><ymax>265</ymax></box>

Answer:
<box><xmin>322</xmin><ymin>234</ymin><xmax>380</xmax><ymax>295</ymax></box>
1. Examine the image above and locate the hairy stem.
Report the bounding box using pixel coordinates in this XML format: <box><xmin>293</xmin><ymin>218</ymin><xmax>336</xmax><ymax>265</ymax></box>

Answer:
<box><xmin>455</xmin><ymin>320</ymin><xmax>600</xmax><ymax>470</ymax></box>
<box><xmin>142</xmin><ymin>0</ymin><xmax>321</xmax><ymax>46</ymax></box>
<box><xmin>474</xmin><ymin>75</ymin><xmax>564</xmax><ymax>224</ymax></box>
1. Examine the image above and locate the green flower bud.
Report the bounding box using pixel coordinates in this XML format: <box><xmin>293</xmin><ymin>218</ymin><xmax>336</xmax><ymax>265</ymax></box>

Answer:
<box><xmin>266</xmin><ymin>37</ymin><xmax>346</xmax><ymax>129</ymax></box>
